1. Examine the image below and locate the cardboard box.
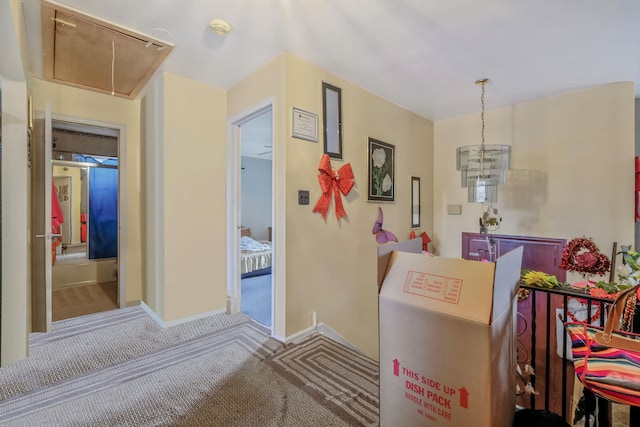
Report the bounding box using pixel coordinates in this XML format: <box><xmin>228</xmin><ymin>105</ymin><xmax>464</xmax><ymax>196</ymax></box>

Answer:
<box><xmin>378</xmin><ymin>241</ymin><xmax>523</xmax><ymax>427</ymax></box>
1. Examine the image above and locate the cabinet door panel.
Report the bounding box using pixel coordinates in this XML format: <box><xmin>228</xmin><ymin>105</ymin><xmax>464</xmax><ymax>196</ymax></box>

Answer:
<box><xmin>500</xmin><ymin>239</ymin><xmax>564</xmax><ymax>281</ymax></box>
<box><xmin>462</xmin><ymin>232</ymin><xmax>566</xmax><ymax>282</ymax></box>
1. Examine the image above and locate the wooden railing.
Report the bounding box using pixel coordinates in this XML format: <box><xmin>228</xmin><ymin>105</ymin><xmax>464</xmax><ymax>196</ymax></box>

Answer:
<box><xmin>518</xmin><ymin>284</ymin><xmax>639</xmax><ymax>426</ymax></box>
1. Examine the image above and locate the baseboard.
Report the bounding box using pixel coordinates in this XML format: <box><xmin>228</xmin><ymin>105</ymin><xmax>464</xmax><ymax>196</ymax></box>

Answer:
<box><xmin>280</xmin><ymin>322</ymin><xmax>361</xmax><ymax>354</ymax></box>
<box><xmin>315</xmin><ymin>323</ymin><xmax>361</xmax><ymax>353</ymax></box>
<box><xmin>140</xmin><ymin>301</ymin><xmax>226</xmax><ymax>328</ymax></box>
<box><xmin>53</xmin><ymin>279</ymin><xmax>98</xmax><ymax>290</ymax></box>
<box><xmin>278</xmin><ymin>325</ymin><xmax>316</xmax><ymax>344</ymax></box>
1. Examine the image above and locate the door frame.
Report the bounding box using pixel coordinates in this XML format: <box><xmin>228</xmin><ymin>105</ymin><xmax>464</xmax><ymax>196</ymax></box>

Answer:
<box><xmin>227</xmin><ymin>97</ymin><xmax>285</xmax><ymax>337</ymax></box>
<box><xmin>47</xmin><ymin>112</ymin><xmax>127</xmax><ymax>309</ymax></box>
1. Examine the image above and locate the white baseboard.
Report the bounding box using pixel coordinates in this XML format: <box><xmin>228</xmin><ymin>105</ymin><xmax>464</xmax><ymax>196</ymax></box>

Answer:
<box><xmin>53</xmin><ymin>279</ymin><xmax>98</xmax><ymax>290</ymax></box>
<box><xmin>277</xmin><ymin>325</ymin><xmax>316</xmax><ymax>344</ymax></box>
<box><xmin>140</xmin><ymin>301</ymin><xmax>226</xmax><ymax>328</ymax></box>
<box><xmin>315</xmin><ymin>323</ymin><xmax>361</xmax><ymax>353</ymax></box>
<box><xmin>280</xmin><ymin>322</ymin><xmax>361</xmax><ymax>354</ymax></box>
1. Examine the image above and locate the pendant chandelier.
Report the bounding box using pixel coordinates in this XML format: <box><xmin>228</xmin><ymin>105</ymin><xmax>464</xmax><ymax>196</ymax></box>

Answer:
<box><xmin>456</xmin><ymin>79</ymin><xmax>511</xmax><ymax>203</ymax></box>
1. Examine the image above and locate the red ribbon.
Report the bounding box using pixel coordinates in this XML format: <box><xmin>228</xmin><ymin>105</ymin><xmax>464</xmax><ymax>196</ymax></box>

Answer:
<box><xmin>313</xmin><ymin>154</ymin><xmax>355</xmax><ymax>220</ymax></box>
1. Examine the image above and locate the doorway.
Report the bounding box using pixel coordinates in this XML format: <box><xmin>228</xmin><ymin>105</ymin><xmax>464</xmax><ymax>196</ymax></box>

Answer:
<box><xmin>227</xmin><ymin>99</ymin><xmax>279</xmax><ymax>334</ymax></box>
<box><xmin>34</xmin><ymin>117</ymin><xmax>123</xmax><ymax>322</ymax></box>
<box><xmin>239</xmin><ymin>108</ymin><xmax>273</xmax><ymax>327</ymax></box>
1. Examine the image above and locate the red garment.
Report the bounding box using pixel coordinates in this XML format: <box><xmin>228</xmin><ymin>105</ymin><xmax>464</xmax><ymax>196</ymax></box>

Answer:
<box><xmin>51</xmin><ymin>182</ymin><xmax>64</xmax><ymax>231</ymax></box>
<box><xmin>51</xmin><ymin>183</ymin><xmax>65</xmax><ymax>266</ymax></box>
<box><xmin>80</xmin><ymin>212</ymin><xmax>87</xmax><ymax>243</ymax></box>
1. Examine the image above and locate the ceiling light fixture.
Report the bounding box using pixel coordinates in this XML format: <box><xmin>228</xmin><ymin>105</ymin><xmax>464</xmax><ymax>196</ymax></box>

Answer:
<box><xmin>209</xmin><ymin>19</ymin><xmax>231</xmax><ymax>36</ymax></box>
<box><xmin>456</xmin><ymin>78</ymin><xmax>511</xmax><ymax>203</ymax></box>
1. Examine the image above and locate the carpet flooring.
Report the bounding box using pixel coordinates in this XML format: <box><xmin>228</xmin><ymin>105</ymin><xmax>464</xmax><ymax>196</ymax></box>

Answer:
<box><xmin>241</xmin><ymin>273</ymin><xmax>272</xmax><ymax>327</ymax></box>
<box><xmin>269</xmin><ymin>335</ymin><xmax>379</xmax><ymax>426</ymax></box>
<box><xmin>0</xmin><ymin>306</ymin><xmax>379</xmax><ymax>426</ymax></box>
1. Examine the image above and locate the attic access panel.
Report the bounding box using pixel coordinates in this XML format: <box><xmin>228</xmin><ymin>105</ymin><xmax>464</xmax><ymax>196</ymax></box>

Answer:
<box><xmin>41</xmin><ymin>0</ymin><xmax>174</xmax><ymax>99</ymax></box>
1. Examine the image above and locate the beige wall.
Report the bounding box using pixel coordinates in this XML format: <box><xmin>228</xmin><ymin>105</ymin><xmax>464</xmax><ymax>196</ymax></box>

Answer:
<box><xmin>140</xmin><ymin>77</ymin><xmax>163</xmax><ymax>316</ymax></box>
<box><xmin>1</xmin><ymin>0</ymin><xmax>32</xmax><ymax>366</ymax></box>
<box><xmin>283</xmin><ymin>55</ymin><xmax>434</xmax><ymax>358</ymax></box>
<box><xmin>161</xmin><ymin>73</ymin><xmax>228</xmax><ymax>321</ymax></box>
<box><xmin>32</xmin><ymin>79</ymin><xmax>143</xmax><ymax>304</ymax></box>
<box><xmin>1</xmin><ymin>78</ymin><xmax>29</xmax><ymax>366</ymax></box>
<box><xmin>434</xmin><ymin>82</ymin><xmax>635</xmax><ymax>283</ymax></box>
<box><xmin>141</xmin><ymin>73</ymin><xmax>228</xmax><ymax>322</ymax></box>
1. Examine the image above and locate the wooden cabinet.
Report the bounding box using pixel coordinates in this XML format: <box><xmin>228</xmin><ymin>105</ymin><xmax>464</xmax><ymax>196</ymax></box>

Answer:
<box><xmin>462</xmin><ymin>232</ymin><xmax>568</xmax><ymax>413</ymax></box>
<box><xmin>461</xmin><ymin>232</ymin><xmax>566</xmax><ymax>282</ymax></box>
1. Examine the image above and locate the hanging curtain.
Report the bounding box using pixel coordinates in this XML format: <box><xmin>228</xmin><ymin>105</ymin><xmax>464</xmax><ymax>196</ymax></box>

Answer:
<box><xmin>78</xmin><ymin>155</ymin><xmax>118</xmax><ymax>259</ymax></box>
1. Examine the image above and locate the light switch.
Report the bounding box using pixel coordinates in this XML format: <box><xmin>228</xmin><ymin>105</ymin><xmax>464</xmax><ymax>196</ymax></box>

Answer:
<box><xmin>299</xmin><ymin>190</ymin><xmax>310</xmax><ymax>205</ymax></box>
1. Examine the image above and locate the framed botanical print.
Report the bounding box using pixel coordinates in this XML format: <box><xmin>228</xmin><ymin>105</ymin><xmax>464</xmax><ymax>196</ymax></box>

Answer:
<box><xmin>368</xmin><ymin>137</ymin><xmax>395</xmax><ymax>202</ymax></box>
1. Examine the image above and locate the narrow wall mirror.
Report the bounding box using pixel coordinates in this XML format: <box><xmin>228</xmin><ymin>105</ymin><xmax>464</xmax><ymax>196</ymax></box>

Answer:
<box><xmin>411</xmin><ymin>176</ymin><xmax>420</xmax><ymax>228</ymax></box>
<box><xmin>322</xmin><ymin>82</ymin><xmax>342</xmax><ymax>159</ymax></box>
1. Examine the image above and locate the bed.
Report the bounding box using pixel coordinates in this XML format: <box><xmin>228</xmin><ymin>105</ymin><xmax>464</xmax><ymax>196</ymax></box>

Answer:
<box><xmin>240</xmin><ymin>233</ymin><xmax>272</xmax><ymax>277</ymax></box>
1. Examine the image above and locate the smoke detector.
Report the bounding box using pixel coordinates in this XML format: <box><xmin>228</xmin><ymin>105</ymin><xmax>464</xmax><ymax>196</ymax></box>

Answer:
<box><xmin>209</xmin><ymin>19</ymin><xmax>231</xmax><ymax>36</ymax></box>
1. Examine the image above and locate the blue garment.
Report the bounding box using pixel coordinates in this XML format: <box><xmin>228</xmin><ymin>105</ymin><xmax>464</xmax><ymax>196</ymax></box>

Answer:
<box><xmin>78</xmin><ymin>156</ymin><xmax>118</xmax><ymax>259</ymax></box>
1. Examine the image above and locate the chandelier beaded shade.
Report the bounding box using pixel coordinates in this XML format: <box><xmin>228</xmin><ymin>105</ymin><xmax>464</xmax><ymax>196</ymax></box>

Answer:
<box><xmin>456</xmin><ymin>79</ymin><xmax>511</xmax><ymax>203</ymax></box>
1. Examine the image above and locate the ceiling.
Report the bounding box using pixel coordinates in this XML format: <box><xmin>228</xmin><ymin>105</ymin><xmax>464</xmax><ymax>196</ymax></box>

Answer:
<box><xmin>20</xmin><ymin>0</ymin><xmax>640</xmax><ymax>143</ymax></box>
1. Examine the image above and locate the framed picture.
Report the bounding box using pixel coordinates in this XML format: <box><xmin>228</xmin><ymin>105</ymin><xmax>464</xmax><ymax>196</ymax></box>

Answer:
<box><xmin>368</xmin><ymin>137</ymin><xmax>395</xmax><ymax>202</ymax></box>
<box><xmin>292</xmin><ymin>107</ymin><xmax>318</xmax><ymax>142</ymax></box>
<box><xmin>411</xmin><ymin>176</ymin><xmax>420</xmax><ymax>228</ymax></box>
<box><xmin>322</xmin><ymin>82</ymin><xmax>342</xmax><ymax>159</ymax></box>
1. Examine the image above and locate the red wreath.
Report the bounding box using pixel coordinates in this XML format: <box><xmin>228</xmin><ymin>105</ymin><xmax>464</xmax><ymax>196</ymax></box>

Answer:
<box><xmin>560</xmin><ymin>237</ymin><xmax>611</xmax><ymax>276</ymax></box>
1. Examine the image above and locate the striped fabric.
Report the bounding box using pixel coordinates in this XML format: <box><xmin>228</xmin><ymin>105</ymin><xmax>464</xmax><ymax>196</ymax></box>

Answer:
<box><xmin>565</xmin><ymin>322</ymin><xmax>640</xmax><ymax>406</ymax></box>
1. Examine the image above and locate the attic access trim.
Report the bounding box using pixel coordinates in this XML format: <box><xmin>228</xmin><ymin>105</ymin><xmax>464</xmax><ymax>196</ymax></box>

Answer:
<box><xmin>40</xmin><ymin>0</ymin><xmax>174</xmax><ymax>99</ymax></box>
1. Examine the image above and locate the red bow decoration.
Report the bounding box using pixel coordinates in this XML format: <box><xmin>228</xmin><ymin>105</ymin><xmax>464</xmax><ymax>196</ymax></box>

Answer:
<box><xmin>313</xmin><ymin>154</ymin><xmax>355</xmax><ymax>221</ymax></box>
<box><xmin>409</xmin><ymin>230</ymin><xmax>432</xmax><ymax>251</ymax></box>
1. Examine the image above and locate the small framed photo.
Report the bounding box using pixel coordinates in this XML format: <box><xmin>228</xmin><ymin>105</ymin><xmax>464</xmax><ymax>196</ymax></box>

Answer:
<box><xmin>292</xmin><ymin>107</ymin><xmax>318</xmax><ymax>142</ymax></box>
<box><xmin>368</xmin><ymin>137</ymin><xmax>395</xmax><ymax>202</ymax></box>
<box><xmin>411</xmin><ymin>176</ymin><xmax>420</xmax><ymax>228</ymax></box>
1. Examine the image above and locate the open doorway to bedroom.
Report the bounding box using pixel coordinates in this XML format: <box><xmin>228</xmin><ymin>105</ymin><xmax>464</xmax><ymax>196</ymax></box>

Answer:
<box><xmin>238</xmin><ymin>107</ymin><xmax>273</xmax><ymax>328</ymax></box>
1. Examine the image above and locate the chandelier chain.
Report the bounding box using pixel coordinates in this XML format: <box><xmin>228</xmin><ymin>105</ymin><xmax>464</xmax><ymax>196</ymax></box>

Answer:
<box><xmin>480</xmin><ymin>80</ymin><xmax>485</xmax><ymax>147</ymax></box>
<box><xmin>457</xmin><ymin>77</ymin><xmax>511</xmax><ymax>203</ymax></box>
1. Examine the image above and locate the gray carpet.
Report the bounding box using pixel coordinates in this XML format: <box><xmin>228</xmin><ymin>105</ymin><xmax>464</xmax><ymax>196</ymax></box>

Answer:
<box><xmin>269</xmin><ymin>335</ymin><xmax>379</xmax><ymax>426</ymax></box>
<box><xmin>0</xmin><ymin>306</ymin><xmax>379</xmax><ymax>426</ymax></box>
<box><xmin>241</xmin><ymin>273</ymin><xmax>272</xmax><ymax>327</ymax></box>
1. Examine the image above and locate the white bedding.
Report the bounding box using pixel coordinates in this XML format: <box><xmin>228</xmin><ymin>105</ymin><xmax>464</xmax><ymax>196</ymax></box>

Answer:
<box><xmin>240</xmin><ymin>236</ymin><xmax>272</xmax><ymax>274</ymax></box>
